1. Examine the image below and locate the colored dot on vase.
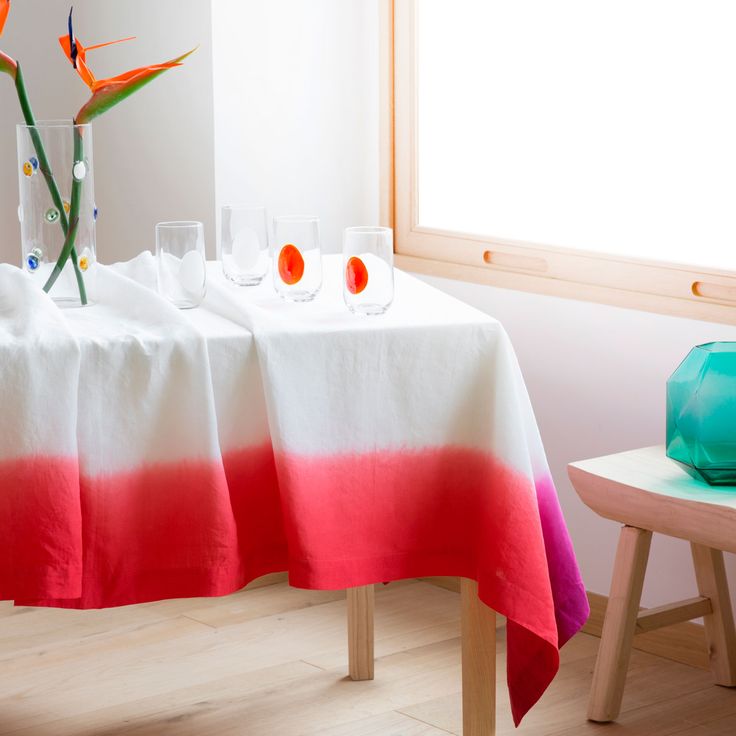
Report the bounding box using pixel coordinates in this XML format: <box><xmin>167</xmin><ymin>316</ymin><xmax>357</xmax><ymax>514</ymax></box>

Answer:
<box><xmin>79</xmin><ymin>257</ymin><xmax>89</xmax><ymax>272</ymax></box>
<box><xmin>30</xmin><ymin>157</ymin><xmax>39</xmax><ymax>171</ymax></box>
<box><xmin>63</xmin><ymin>200</ymin><xmax>71</xmax><ymax>214</ymax></box>
<box><xmin>22</xmin><ymin>161</ymin><xmax>33</xmax><ymax>177</ymax></box>
<box><xmin>73</xmin><ymin>160</ymin><xmax>87</xmax><ymax>181</ymax></box>
<box><xmin>45</xmin><ymin>208</ymin><xmax>59</xmax><ymax>223</ymax></box>
<box><xmin>26</xmin><ymin>254</ymin><xmax>39</xmax><ymax>271</ymax></box>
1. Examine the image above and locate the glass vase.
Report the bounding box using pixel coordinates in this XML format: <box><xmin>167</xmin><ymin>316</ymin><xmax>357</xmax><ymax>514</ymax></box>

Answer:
<box><xmin>666</xmin><ymin>342</ymin><xmax>736</xmax><ymax>485</ymax></box>
<box><xmin>17</xmin><ymin>121</ymin><xmax>96</xmax><ymax>306</ymax></box>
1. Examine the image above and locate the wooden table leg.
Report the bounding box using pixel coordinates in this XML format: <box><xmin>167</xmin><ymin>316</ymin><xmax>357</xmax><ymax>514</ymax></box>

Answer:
<box><xmin>461</xmin><ymin>578</ymin><xmax>496</xmax><ymax>736</ymax></box>
<box><xmin>347</xmin><ymin>584</ymin><xmax>375</xmax><ymax>680</ymax></box>
<box><xmin>691</xmin><ymin>543</ymin><xmax>736</xmax><ymax>686</ymax></box>
<box><xmin>588</xmin><ymin>525</ymin><xmax>652</xmax><ymax>722</ymax></box>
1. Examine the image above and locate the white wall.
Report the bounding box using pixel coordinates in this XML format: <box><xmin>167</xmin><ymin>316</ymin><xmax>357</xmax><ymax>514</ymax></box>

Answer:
<box><xmin>0</xmin><ymin>0</ymin><xmax>216</xmax><ymax>263</ymax></box>
<box><xmin>212</xmin><ymin>0</ymin><xmax>379</xmax><ymax>255</ymax></box>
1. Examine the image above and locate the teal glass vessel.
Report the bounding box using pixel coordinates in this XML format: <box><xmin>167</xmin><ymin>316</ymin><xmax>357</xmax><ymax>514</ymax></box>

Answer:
<box><xmin>667</xmin><ymin>342</ymin><xmax>736</xmax><ymax>485</ymax></box>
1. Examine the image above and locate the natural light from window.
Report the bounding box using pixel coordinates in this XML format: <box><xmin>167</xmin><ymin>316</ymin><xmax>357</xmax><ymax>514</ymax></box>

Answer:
<box><xmin>416</xmin><ymin>0</ymin><xmax>736</xmax><ymax>271</ymax></box>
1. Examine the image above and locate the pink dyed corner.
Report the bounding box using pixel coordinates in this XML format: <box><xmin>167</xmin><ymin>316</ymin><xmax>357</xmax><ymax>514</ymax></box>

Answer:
<box><xmin>274</xmin><ymin>445</ymin><xmax>580</xmax><ymax>724</ymax></box>
<box><xmin>0</xmin><ymin>455</ymin><xmax>83</xmax><ymax>601</ymax></box>
<box><xmin>534</xmin><ymin>474</ymin><xmax>590</xmax><ymax>646</ymax></box>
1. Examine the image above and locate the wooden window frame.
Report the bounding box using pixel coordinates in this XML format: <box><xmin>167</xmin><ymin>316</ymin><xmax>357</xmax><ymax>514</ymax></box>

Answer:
<box><xmin>382</xmin><ymin>0</ymin><xmax>736</xmax><ymax>325</ymax></box>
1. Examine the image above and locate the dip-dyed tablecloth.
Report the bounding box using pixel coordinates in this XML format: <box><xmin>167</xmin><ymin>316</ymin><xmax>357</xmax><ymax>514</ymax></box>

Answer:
<box><xmin>0</xmin><ymin>254</ymin><xmax>588</xmax><ymax>724</ymax></box>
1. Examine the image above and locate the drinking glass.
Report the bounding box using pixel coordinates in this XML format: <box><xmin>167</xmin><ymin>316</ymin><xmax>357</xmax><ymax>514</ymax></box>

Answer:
<box><xmin>156</xmin><ymin>221</ymin><xmax>207</xmax><ymax>309</ymax></box>
<box><xmin>342</xmin><ymin>226</ymin><xmax>394</xmax><ymax>315</ymax></box>
<box><xmin>221</xmin><ymin>205</ymin><xmax>269</xmax><ymax>285</ymax></box>
<box><xmin>272</xmin><ymin>215</ymin><xmax>322</xmax><ymax>302</ymax></box>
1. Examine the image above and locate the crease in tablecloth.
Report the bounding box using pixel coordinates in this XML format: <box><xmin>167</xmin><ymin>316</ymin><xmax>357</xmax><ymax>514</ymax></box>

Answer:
<box><xmin>0</xmin><ymin>264</ymin><xmax>83</xmax><ymax>600</ymax></box>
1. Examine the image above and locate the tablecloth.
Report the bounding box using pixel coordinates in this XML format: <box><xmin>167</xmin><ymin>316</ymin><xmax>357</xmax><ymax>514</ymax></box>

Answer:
<box><xmin>0</xmin><ymin>253</ymin><xmax>588</xmax><ymax>725</ymax></box>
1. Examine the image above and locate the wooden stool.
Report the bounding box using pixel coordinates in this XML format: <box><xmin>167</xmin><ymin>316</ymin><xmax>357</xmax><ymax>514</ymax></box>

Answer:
<box><xmin>569</xmin><ymin>446</ymin><xmax>736</xmax><ymax>723</ymax></box>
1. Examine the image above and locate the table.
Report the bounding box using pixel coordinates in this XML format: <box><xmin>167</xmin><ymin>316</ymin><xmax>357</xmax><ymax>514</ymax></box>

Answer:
<box><xmin>0</xmin><ymin>253</ymin><xmax>589</xmax><ymax>732</ymax></box>
<box><xmin>569</xmin><ymin>446</ymin><xmax>736</xmax><ymax>723</ymax></box>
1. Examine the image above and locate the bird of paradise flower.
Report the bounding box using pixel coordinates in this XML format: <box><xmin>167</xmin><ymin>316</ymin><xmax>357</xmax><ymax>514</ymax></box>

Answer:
<box><xmin>0</xmin><ymin>3</ymin><xmax>195</xmax><ymax>303</ymax></box>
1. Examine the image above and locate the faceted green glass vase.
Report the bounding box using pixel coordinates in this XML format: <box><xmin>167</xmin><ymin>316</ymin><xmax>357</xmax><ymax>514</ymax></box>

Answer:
<box><xmin>667</xmin><ymin>342</ymin><xmax>736</xmax><ymax>486</ymax></box>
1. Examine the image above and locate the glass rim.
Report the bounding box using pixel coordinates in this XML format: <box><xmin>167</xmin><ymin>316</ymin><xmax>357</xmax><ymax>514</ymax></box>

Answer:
<box><xmin>221</xmin><ymin>204</ymin><xmax>266</xmax><ymax>212</ymax></box>
<box><xmin>697</xmin><ymin>341</ymin><xmax>736</xmax><ymax>350</ymax></box>
<box><xmin>17</xmin><ymin>120</ymin><xmax>92</xmax><ymax>130</ymax></box>
<box><xmin>156</xmin><ymin>220</ymin><xmax>204</xmax><ymax>229</ymax></box>
<box><xmin>344</xmin><ymin>226</ymin><xmax>393</xmax><ymax>235</ymax></box>
<box><xmin>273</xmin><ymin>214</ymin><xmax>319</xmax><ymax>223</ymax></box>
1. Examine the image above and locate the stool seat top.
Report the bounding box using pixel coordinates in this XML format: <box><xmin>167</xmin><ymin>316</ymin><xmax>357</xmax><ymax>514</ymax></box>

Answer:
<box><xmin>569</xmin><ymin>445</ymin><xmax>736</xmax><ymax>554</ymax></box>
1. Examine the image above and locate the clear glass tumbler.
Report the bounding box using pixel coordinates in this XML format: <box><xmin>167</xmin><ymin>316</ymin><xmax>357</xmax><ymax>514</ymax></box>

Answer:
<box><xmin>156</xmin><ymin>221</ymin><xmax>207</xmax><ymax>309</ymax></box>
<box><xmin>221</xmin><ymin>205</ymin><xmax>269</xmax><ymax>285</ymax></box>
<box><xmin>272</xmin><ymin>215</ymin><xmax>322</xmax><ymax>302</ymax></box>
<box><xmin>342</xmin><ymin>226</ymin><xmax>394</xmax><ymax>315</ymax></box>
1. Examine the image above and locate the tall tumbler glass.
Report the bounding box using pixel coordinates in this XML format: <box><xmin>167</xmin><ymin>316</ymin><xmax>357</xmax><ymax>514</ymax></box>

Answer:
<box><xmin>272</xmin><ymin>215</ymin><xmax>322</xmax><ymax>302</ymax></box>
<box><xmin>342</xmin><ymin>226</ymin><xmax>394</xmax><ymax>315</ymax></box>
<box><xmin>221</xmin><ymin>205</ymin><xmax>269</xmax><ymax>285</ymax></box>
<box><xmin>156</xmin><ymin>221</ymin><xmax>207</xmax><ymax>309</ymax></box>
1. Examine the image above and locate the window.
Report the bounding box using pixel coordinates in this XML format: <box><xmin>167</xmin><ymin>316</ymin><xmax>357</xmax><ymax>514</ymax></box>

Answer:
<box><xmin>390</xmin><ymin>0</ymin><xmax>736</xmax><ymax>323</ymax></box>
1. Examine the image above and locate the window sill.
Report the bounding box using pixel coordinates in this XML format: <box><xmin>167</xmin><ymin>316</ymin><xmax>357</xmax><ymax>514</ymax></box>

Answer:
<box><xmin>395</xmin><ymin>253</ymin><xmax>736</xmax><ymax>326</ymax></box>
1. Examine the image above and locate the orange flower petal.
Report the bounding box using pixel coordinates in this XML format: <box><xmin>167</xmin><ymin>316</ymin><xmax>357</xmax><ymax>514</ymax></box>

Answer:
<box><xmin>58</xmin><ymin>33</ymin><xmax>74</xmax><ymax>62</ymax></box>
<box><xmin>0</xmin><ymin>0</ymin><xmax>10</xmax><ymax>37</ymax></box>
<box><xmin>59</xmin><ymin>35</ymin><xmax>96</xmax><ymax>89</ymax></box>
<box><xmin>74</xmin><ymin>54</ymin><xmax>97</xmax><ymax>90</ymax></box>
<box><xmin>85</xmin><ymin>36</ymin><xmax>135</xmax><ymax>53</ymax></box>
<box><xmin>278</xmin><ymin>244</ymin><xmax>305</xmax><ymax>285</ymax></box>
<box><xmin>346</xmin><ymin>256</ymin><xmax>369</xmax><ymax>294</ymax></box>
<box><xmin>59</xmin><ymin>34</ymin><xmax>135</xmax><ymax>91</ymax></box>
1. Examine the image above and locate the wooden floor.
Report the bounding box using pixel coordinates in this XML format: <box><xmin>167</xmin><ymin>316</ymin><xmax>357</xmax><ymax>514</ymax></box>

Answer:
<box><xmin>0</xmin><ymin>580</ymin><xmax>735</xmax><ymax>735</ymax></box>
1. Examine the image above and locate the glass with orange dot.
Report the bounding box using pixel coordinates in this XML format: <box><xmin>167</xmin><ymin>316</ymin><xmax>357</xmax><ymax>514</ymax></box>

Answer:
<box><xmin>272</xmin><ymin>215</ymin><xmax>322</xmax><ymax>302</ymax></box>
<box><xmin>342</xmin><ymin>226</ymin><xmax>394</xmax><ymax>315</ymax></box>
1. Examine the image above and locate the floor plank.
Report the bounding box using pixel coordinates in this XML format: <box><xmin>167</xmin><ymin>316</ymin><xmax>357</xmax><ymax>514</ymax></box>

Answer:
<box><xmin>0</xmin><ymin>581</ymin><xmax>734</xmax><ymax>735</ymax></box>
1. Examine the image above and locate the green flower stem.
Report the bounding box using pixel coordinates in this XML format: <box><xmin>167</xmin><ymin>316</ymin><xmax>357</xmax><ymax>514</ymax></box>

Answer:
<box><xmin>15</xmin><ymin>63</ymin><xmax>87</xmax><ymax>304</ymax></box>
<box><xmin>42</xmin><ymin>125</ymin><xmax>86</xmax><ymax>303</ymax></box>
<box><xmin>44</xmin><ymin>215</ymin><xmax>80</xmax><ymax>296</ymax></box>
<box><xmin>15</xmin><ymin>65</ymin><xmax>69</xmax><ymax>234</ymax></box>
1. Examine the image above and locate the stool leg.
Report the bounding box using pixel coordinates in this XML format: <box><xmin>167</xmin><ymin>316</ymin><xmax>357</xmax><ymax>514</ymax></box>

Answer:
<box><xmin>691</xmin><ymin>544</ymin><xmax>736</xmax><ymax>686</ymax></box>
<box><xmin>347</xmin><ymin>585</ymin><xmax>375</xmax><ymax>680</ymax></box>
<box><xmin>461</xmin><ymin>578</ymin><xmax>496</xmax><ymax>736</ymax></box>
<box><xmin>588</xmin><ymin>525</ymin><xmax>652</xmax><ymax>722</ymax></box>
